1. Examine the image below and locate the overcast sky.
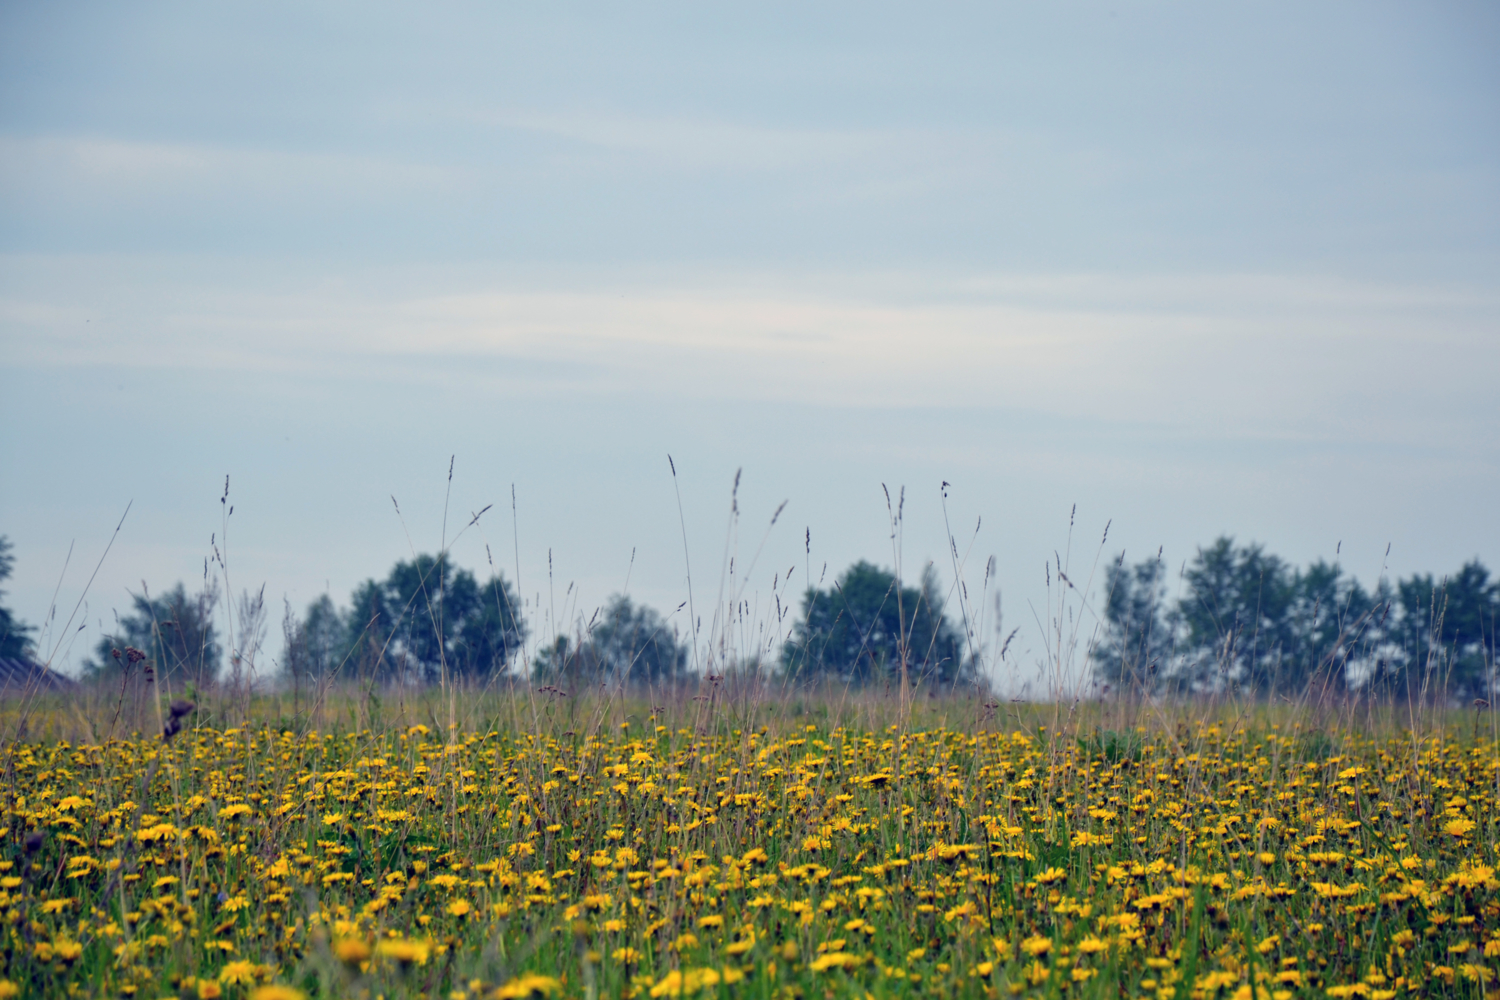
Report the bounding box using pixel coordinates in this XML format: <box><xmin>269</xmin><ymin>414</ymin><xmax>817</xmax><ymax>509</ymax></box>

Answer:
<box><xmin>2</xmin><ymin>1</ymin><xmax>1497</xmax><ymax>688</ymax></box>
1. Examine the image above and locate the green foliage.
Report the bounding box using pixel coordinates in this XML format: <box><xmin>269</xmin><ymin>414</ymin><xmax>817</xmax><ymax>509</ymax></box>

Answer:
<box><xmin>1093</xmin><ymin>551</ymin><xmax>1171</xmax><ymax>690</ymax></box>
<box><xmin>1377</xmin><ymin>560</ymin><xmax>1499</xmax><ymax>700</ymax></box>
<box><xmin>286</xmin><ymin>554</ymin><xmax>526</xmax><ymax>684</ymax></box>
<box><xmin>783</xmin><ymin>561</ymin><xmax>973</xmax><ymax>687</ymax></box>
<box><xmin>0</xmin><ymin>535</ymin><xmax>34</xmax><ymax>660</ymax></box>
<box><xmin>82</xmin><ymin>580</ymin><xmax>222</xmax><ymax>687</ymax></box>
<box><xmin>533</xmin><ymin>594</ymin><xmax>688</xmax><ymax>685</ymax></box>
<box><xmin>1097</xmin><ymin>536</ymin><xmax>1496</xmax><ymax>699</ymax></box>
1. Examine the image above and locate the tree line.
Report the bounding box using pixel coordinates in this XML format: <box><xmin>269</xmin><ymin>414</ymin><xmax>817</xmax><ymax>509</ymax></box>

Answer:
<box><xmin>49</xmin><ymin>549</ymin><xmax>975</xmax><ymax>690</ymax></box>
<box><xmin>1095</xmin><ymin>537</ymin><xmax>1498</xmax><ymax>700</ymax></box>
<box><xmin>3</xmin><ymin>530</ymin><xmax>1491</xmax><ymax>699</ymax></box>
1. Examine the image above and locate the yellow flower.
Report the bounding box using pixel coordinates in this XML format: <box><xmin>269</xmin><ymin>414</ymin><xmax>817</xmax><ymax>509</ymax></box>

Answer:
<box><xmin>219</xmin><ymin>960</ymin><xmax>258</xmax><ymax>985</ymax></box>
<box><xmin>810</xmin><ymin>952</ymin><xmax>859</xmax><ymax>971</ymax></box>
<box><xmin>447</xmin><ymin>899</ymin><xmax>472</xmax><ymax>917</ymax></box>
<box><xmin>376</xmin><ymin>938</ymin><xmax>431</xmax><ymax>967</ymax></box>
<box><xmin>0</xmin><ymin>981</ymin><xmax>18</xmax><ymax>1000</ymax></box>
<box><xmin>250</xmin><ymin>988</ymin><xmax>306</xmax><ymax>1000</ymax></box>
<box><xmin>1021</xmin><ymin>935</ymin><xmax>1053</xmax><ymax>957</ymax></box>
<box><xmin>197</xmin><ymin>981</ymin><xmax>223</xmax><ymax>1000</ymax></box>
<box><xmin>493</xmin><ymin>974</ymin><xmax>562</xmax><ymax>998</ymax></box>
<box><xmin>1077</xmin><ymin>936</ymin><xmax>1107</xmax><ymax>954</ymax></box>
<box><xmin>333</xmin><ymin>938</ymin><xmax>371</xmax><ymax>965</ymax></box>
<box><xmin>1444</xmin><ymin>818</ymin><xmax>1476</xmax><ymax>839</ymax></box>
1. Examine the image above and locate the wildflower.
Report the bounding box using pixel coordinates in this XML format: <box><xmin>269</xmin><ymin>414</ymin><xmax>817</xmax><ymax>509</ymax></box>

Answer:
<box><xmin>447</xmin><ymin>899</ymin><xmax>472</xmax><ymax>917</ymax></box>
<box><xmin>334</xmin><ymin>938</ymin><xmax>371</xmax><ymax>965</ymax></box>
<box><xmin>1444</xmin><ymin>818</ymin><xmax>1476</xmax><ymax>839</ymax></box>
<box><xmin>1021</xmin><ymin>935</ymin><xmax>1053</xmax><ymax>957</ymax></box>
<box><xmin>649</xmin><ymin>968</ymin><xmax>743</xmax><ymax>996</ymax></box>
<box><xmin>376</xmin><ymin>938</ymin><xmax>431</xmax><ymax>967</ymax></box>
<box><xmin>250</xmin><ymin>988</ymin><xmax>306</xmax><ymax>1000</ymax></box>
<box><xmin>493</xmin><ymin>975</ymin><xmax>562</xmax><ymax>998</ymax></box>
<box><xmin>809</xmin><ymin>952</ymin><xmax>860</xmax><ymax>971</ymax></box>
<box><xmin>219</xmin><ymin>960</ymin><xmax>258</xmax><ymax>985</ymax></box>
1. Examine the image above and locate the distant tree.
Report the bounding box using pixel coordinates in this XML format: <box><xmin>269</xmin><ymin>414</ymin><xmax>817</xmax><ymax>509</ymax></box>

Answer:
<box><xmin>1279</xmin><ymin>560</ymin><xmax>1381</xmax><ymax>698</ymax></box>
<box><xmin>281</xmin><ymin>594</ymin><xmax>348</xmax><ymax>684</ymax></box>
<box><xmin>1093</xmin><ymin>538</ymin><xmax>1493</xmax><ymax>703</ymax></box>
<box><xmin>591</xmin><ymin>595</ymin><xmax>688</xmax><ymax>683</ymax></box>
<box><xmin>1094</xmin><ymin>551</ymin><xmax>1172</xmax><ymax>692</ymax></box>
<box><xmin>0</xmin><ymin>536</ymin><xmax>34</xmax><ymax>660</ymax></box>
<box><xmin>316</xmin><ymin>554</ymin><xmax>525</xmax><ymax>684</ymax></box>
<box><xmin>533</xmin><ymin>595</ymin><xmax>687</xmax><ymax>686</ymax></box>
<box><xmin>1382</xmin><ymin>561</ymin><xmax>1498</xmax><ymax>700</ymax></box>
<box><xmin>1174</xmin><ymin>537</ymin><xmax>1296</xmax><ymax>692</ymax></box>
<box><xmin>83</xmin><ymin>581</ymin><xmax>222</xmax><ymax>688</ymax></box>
<box><xmin>531</xmin><ymin>634</ymin><xmax>606</xmax><ymax>687</ymax></box>
<box><xmin>783</xmin><ymin>561</ymin><xmax>971</xmax><ymax>687</ymax></box>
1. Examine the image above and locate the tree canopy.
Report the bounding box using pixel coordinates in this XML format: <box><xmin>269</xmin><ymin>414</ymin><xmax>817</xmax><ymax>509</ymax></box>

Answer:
<box><xmin>283</xmin><ymin>553</ymin><xmax>526</xmax><ymax>684</ymax></box>
<box><xmin>1095</xmin><ymin>537</ymin><xmax>1496</xmax><ymax>700</ymax></box>
<box><xmin>782</xmin><ymin>561</ymin><xmax>974</xmax><ymax>687</ymax></box>
<box><xmin>533</xmin><ymin>594</ymin><xmax>688</xmax><ymax>686</ymax></box>
<box><xmin>0</xmin><ymin>536</ymin><xmax>34</xmax><ymax>660</ymax></box>
<box><xmin>83</xmin><ymin>580</ymin><xmax>223</xmax><ymax>688</ymax></box>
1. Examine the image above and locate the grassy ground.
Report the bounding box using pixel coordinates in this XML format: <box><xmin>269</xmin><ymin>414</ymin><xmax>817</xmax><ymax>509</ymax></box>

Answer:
<box><xmin>2</xmin><ymin>684</ymin><xmax>1498</xmax><ymax>999</ymax></box>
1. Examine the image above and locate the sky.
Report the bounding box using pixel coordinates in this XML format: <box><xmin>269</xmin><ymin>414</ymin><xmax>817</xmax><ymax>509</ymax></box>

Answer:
<box><xmin>2</xmin><ymin>1</ymin><xmax>1497</xmax><ymax>690</ymax></box>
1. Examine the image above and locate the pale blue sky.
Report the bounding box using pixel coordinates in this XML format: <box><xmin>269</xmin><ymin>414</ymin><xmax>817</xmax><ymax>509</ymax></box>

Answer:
<box><xmin>2</xmin><ymin>2</ymin><xmax>1497</xmax><ymax>686</ymax></box>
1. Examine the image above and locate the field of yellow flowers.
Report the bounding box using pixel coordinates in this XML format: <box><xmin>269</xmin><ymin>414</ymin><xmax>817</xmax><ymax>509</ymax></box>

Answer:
<box><xmin>3</xmin><ymin>702</ymin><xmax>1498</xmax><ymax>999</ymax></box>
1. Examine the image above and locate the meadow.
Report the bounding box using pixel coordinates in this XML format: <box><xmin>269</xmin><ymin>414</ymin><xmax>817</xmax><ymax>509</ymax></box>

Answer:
<box><xmin>2</xmin><ymin>685</ymin><xmax>1498</xmax><ymax>1000</ymax></box>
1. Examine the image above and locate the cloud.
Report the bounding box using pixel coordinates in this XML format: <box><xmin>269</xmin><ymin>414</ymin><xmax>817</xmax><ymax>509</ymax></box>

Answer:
<box><xmin>3</xmin><ymin>256</ymin><xmax>1495</xmax><ymax>455</ymax></box>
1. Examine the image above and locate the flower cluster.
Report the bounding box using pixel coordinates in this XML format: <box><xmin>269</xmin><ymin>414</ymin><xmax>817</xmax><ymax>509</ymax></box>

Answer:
<box><xmin>1</xmin><ymin>714</ymin><xmax>1496</xmax><ymax>998</ymax></box>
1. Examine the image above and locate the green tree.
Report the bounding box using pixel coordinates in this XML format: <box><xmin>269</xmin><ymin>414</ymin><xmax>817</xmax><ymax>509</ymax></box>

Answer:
<box><xmin>83</xmin><ymin>581</ymin><xmax>222</xmax><ymax>688</ymax></box>
<box><xmin>1279</xmin><ymin>559</ymin><xmax>1381</xmax><ymax>698</ymax></box>
<box><xmin>531</xmin><ymin>634</ymin><xmax>605</xmax><ymax>687</ymax></box>
<box><xmin>783</xmin><ymin>561</ymin><xmax>971</xmax><ymax>687</ymax></box>
<box><xmin>1094</xmin><ymin>551</ymin><xmax>1172</xmax><ymax>692</ymax></box>
<box><xmin>0</xmin><ymin>536</ymin><xmax>34</xmax><ymax>660</ymax></box>
<box><xmin>281</xmin><ymin>593</ymin><xmax>348</xmax><ymax>683</ymax></box>
<box><xmin>1382</xmin><ymin>561</ymin><xmax>1497</xmax><ymax>700</ymax></box>
<box><xmin>534</xmin><ymin>596</ymin><xmax>687</xmax><ymax>686</ymax></box>
<box><xmin>327</xmin><ymin>554</ymin><xmax>525</xmax><ymax>684</ymax></box>
<box><xmin>1174</xmin><ymin>537</ymin><xmax>1296</xmax><ymax>692</ymax></box>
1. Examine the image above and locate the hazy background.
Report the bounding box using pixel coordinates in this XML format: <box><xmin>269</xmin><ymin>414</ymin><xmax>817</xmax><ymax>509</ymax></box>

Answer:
<box><xmin>2</xmin><ymin>1</ymin><xmax>1497</xmax><ymax>686</ymax></box>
